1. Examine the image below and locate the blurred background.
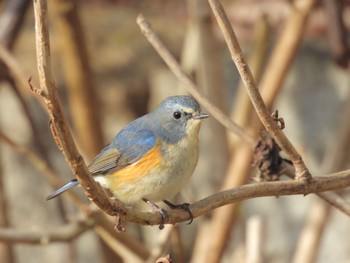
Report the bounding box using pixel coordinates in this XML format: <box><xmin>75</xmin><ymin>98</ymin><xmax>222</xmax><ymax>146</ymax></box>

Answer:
<box><xmin>0</xmin><ymin>0</ymin><xmax>350</xmax><ymax>262</ymax></box>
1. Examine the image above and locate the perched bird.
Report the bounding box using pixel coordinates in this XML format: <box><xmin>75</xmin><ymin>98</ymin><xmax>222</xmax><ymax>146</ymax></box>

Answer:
<box><xmin>47</xmin><ymin>96</ymin><xmax>209</xmax><ymax>223</ymax></box>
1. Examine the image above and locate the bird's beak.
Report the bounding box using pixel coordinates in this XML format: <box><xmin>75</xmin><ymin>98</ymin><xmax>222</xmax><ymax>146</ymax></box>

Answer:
<box><xmin>194</xmin><ymin>112</ymin><xmax>210</xmax><ymax>120</ymax></box>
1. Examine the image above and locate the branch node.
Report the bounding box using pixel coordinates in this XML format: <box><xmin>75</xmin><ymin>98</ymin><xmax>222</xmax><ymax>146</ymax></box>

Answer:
<box><xmin>28</xmin><ymin>76</ymin><xmax>47</xmax><ymax>98</ymax></box>
<box><xmin>49</xmin><ymin>120</ymin><xmax>63</xmax><ymax>151</ymax></box>
<box><xmin>295</xmin><ymin>168</ymin><xmax>312</xmax><ymax>182</ymax></box>
<box><xmin>114</xmin><ymin>215</ymin><xmax>125</xmax><ymax>232</ymax></box>
<box><xmin>271</xmin><ymin>110</ymin><xmax>285</xmax><ymax>130</ymax></box>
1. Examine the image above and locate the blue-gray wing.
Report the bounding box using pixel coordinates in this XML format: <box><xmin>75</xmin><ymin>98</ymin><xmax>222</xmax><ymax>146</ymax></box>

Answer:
<box><xmin>88</xmin><ymin>126</ymin><xmax>157</xmax><ymax>175</ymax></box>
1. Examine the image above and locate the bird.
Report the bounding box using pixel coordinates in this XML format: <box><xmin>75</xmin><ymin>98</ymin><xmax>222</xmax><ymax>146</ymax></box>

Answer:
<box><xmin>47</xmin><ymin>95</ymin><xmax>209</xmax><ymax>225</ymax></box>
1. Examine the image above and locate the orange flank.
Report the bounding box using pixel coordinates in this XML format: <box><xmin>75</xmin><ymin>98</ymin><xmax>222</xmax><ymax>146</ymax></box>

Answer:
<box><xmin>106</xmin><ymin>145</ymin><xmax>162</xmax><ymax>185</ymax></box>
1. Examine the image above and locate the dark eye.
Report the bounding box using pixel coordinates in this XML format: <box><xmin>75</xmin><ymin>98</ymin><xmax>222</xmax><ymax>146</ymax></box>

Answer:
<box><xmin>173</xmin><ymin>111</ymin><xmax>182</xmax><ymax>119</ymax></box>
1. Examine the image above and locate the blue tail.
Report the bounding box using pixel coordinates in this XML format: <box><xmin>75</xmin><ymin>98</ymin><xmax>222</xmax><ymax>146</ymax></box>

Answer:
<box><xmin>46</xmin><ymin>179</ymin><xmax>79</xmax><ymax>201</ymax></box>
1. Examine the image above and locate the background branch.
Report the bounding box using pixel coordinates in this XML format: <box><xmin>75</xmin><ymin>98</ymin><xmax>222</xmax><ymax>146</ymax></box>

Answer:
<box><xmin>0</xmin><ymin>217</ymin><xmax>95</xmax><ymax>244</ymax></box>
<box><xmin>207</xmin><ymin>0</ymin><xmax>312</xmax><ymax>181</ymax></box>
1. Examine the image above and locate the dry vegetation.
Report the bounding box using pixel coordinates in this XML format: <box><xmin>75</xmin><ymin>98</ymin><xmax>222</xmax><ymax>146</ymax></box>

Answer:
<box><xmin>0</xmin><ymin>0</ymin><xmax>350</xmax><ymax>262</ymax></box>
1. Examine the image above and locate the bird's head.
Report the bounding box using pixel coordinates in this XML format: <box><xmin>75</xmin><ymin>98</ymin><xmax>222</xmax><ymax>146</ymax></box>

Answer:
<box><xmin>151</xmin><ymin>96</ymin><xmax>209</xmax><ymax>144</ymax></box>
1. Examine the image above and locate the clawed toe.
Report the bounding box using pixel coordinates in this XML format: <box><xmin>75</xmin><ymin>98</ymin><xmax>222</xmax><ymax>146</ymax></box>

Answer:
<box><xmin>163</xmin><ymin>200</ymin><xmax>194</xmax><ymax>224</ymax></box>
<box><xmin>142</xmin><ymin>198</ymin><xmax>169</xmax><ymax>229</ymax></box>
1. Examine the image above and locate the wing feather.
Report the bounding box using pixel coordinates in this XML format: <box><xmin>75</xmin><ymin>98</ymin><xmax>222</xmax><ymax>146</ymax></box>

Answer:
<box><xmin>88</xmin><ymin>126</ymin><xmax>157</xmax><ymax>176</ymax></box>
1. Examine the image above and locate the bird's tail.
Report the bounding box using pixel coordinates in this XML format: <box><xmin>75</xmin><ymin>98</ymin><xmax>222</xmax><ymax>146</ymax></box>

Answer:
<box><xmin>46</xmin><ymin>179</ymin><xmax>79</xmax><ymax>201</ymax></box>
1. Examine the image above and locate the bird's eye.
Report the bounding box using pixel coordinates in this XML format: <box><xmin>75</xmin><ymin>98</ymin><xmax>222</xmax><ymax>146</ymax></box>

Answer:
<box><xmin>173</xmin><ymin>111</ymin><xmax>182</xmax><ymax>119</ymax></box>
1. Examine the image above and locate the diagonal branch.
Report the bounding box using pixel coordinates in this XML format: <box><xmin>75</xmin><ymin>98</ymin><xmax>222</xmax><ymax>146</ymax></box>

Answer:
<box><xmin>137</xmin><ymin>14</ymin><xmax>255</xmax><ymax>146</ymax></box>
<box><xmin>207</xmin><ymin>0</ymin><xmax>312</xmax><ymax>181</ymax></box>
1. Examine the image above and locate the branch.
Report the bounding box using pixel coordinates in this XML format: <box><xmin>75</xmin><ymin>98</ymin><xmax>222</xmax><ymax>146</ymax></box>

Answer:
<box><xmin>86</xmin><ymin>169</ymin><xmax>350</xmax><ymax>227</ymax></box>
<box><xmin>32</xmin><ymin>0</ymin><xmax>124</xmax><ymax>218</ymax></box>
<box><xmin>136</xmin><ymin>14</ymin><xmax>255</xmax><ymax>146</ymax></box>
<box><xmin>207</xmin><ymin>0</ymin><xmax>312</xmax><ymax>181</ymax></box>
<box><xmin>0</xmin><ymin>217</ymin><xmax>95</xmax><ymax>244</ymax></box>
<box><xmin>0</xmin><ymin>130</ymin><xmax>84</xmax><ymax>207</ymax></box>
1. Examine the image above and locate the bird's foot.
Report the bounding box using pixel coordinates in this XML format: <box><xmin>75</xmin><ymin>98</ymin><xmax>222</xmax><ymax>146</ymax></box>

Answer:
<box><xmin>163</xmin><ymin>200</ymin><xmax>193</xmax><ymax>225</ymax></box>
<box><xmin>142</xmin><ymin>198</ymin><xmax>168</xmax><ymax>229</ymax></box>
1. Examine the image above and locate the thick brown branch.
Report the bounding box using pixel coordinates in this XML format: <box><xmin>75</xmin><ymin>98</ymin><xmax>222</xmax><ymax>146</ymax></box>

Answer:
<box><xmin>32</xmin><ymin>0</ymin><xmax>123</xmax><ymax>217</ymax></box>
<box><xmin>102</xmin><ymin>169</ymin><xmax>350</xmax><ymax>227</ymax></box>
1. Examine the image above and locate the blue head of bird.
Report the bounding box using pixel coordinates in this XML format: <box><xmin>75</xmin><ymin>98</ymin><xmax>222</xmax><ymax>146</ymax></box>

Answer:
<box><xmin>150</xmin><ymin>96</ymin><xmax>210</xmax><ymax>144</ymax></box>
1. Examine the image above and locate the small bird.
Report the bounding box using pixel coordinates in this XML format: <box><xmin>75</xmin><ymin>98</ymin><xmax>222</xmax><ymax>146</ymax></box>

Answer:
<box><xmin>47</xmin><ymin>96</ymin><xmax>209</xmax><ymax>224</ymax></box>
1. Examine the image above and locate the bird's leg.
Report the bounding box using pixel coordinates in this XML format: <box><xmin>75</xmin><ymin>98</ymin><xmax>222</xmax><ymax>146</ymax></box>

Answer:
<box><xmin>142</xmin><ymin>198</ymin><xmax>168</xmax><ymax>229</ymax></box>
<box><xmin>163</xmin><ymin>200</ymin><xmax>193</xmax><ymax>225</ymax></box>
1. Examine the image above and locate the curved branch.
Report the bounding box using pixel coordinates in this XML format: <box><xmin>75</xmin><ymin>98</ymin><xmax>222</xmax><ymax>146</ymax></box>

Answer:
<box><xmin>33</xmin><ymin>0</ymin><xmax>121</xmax><ymax>218</ymax></box>
<box><xmin>109</xmin><ymin>169</ymin><xmax>350</xmax><ymax>227</ymax></box>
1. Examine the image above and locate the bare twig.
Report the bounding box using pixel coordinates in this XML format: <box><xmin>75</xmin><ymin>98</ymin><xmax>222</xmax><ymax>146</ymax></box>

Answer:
<box><xmin>0</xmin><ymin>217</ymin><xmax>95</xmax><ymax>244</ymax></box>
<box><xmin>283</xmin><ymin>163</ymin><xmax>350</xmax><ymax>217</ymax></box>
<box><xmin>33</xmin><ymin>0</ymin><xmax>122</xmax><ymax>218</ymax></box>
<box><xmin>8</xmin><ymin>79</ymin><xmax>51</xmax><ymax>163</ymax></box>
<box><xmin>207</xmin><ymin>0</ymin><xmax>311</xmax><ymax>181</ymax></box>
<box><xmin>229</xmin><ymin>15</ymin><xmax>270</xmax><ymax>149</ymax></box>
<box><xmin>196</xmin><ymin>18</ymin><xmax>270</xmax><ymax>263</ymax></box>
<box><xmin>0</xmin><ymin>130</ymin><xmax>84</xmax><ymax>207</ymax></box>
<box><xmin>136</xmin><ymin>14</ymin><xmax>255</xmax><ymax>146</ymax></box>
<box><xmin>0</xmin><ymin>44</ymin><xmax>46</xmax><ymax>110</ymax></box>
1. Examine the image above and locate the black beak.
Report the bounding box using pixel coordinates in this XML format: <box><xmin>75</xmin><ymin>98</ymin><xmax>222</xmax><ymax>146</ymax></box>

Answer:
<box><xmin>194</xmin><ymin>112</ymin><xmax>210</xmax><ymax>120</ymax></box>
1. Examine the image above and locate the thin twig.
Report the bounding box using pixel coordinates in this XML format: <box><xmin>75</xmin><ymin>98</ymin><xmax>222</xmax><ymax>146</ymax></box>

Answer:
<box><xmin>282</xmin><ymin>163</ymin><xmax>350</xmax><ymax>217</ymax></box>
<box><xmin>0</xmin><ymin>44</ymin><xmax>46</xmax><ymax>110</ymax></box>
<box><xmin>0</xmin><ymin>130</ymin><xmax>84</xmax><ymax>207</ymax></box>
<box><xmin>207</xmin><ymin>0</ymin><xmax>311</xmax><ymax>181</ymax></box>
<box><xmin>0</xmin><ymin>217</ymin><xmax>95</xmax><ymax>244</ymax></box>
<box><xmin>136</xmin><ymin>14</ymin><xmax>255</xmax><ymax>146</ymax></box>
